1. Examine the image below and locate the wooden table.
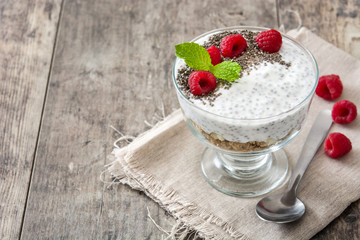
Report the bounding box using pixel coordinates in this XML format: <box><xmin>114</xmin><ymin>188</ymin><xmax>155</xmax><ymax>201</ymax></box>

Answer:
<box><xmin>1</xmin><ymin>0</ymin><xmax>359</xmax><ymax>239</ymax></box>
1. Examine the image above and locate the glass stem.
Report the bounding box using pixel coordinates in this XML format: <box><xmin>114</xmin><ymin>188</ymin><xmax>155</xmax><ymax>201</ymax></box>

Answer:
<box><xmin>217</xmin><ymin>152</ymin><xmax>272</xmax><ymax>178</ymax></box>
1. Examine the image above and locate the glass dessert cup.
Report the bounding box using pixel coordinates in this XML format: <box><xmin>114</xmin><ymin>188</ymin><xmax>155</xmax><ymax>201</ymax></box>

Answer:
<box><xmin>172</xmin><ymin>26</ymin><xmax>319</xmax><ymax>197</ymax></box>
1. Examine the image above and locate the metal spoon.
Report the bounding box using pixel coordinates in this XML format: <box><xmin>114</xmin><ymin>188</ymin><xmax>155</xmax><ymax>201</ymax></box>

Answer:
<box><xmin>256</xmin><ymin>110</ymin><xmax>333</xmax><ymax>223</ymax></box>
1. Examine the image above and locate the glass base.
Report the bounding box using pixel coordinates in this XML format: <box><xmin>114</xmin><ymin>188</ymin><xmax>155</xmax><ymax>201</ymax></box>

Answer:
<box><xmin>201</xmin><ymin>148</ymin><xmax>290</xmax><ymax>197</ymax></box>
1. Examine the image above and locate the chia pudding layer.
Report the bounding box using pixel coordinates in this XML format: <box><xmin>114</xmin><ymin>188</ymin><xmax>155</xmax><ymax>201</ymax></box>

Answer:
<box><xmin>173</xmin><ymin>27</ymin><xmax>318</xmax><ymax>152</ymax></box>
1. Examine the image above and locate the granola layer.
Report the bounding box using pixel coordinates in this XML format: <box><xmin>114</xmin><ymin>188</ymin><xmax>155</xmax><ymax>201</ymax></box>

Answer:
<box><xmin>191</xmin><ymin>119</ymin><xmax>296</xmax><ymax>152</ymax></box>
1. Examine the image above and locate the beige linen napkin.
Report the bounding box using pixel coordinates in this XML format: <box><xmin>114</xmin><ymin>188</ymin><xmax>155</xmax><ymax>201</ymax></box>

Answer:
<box><xmin>108</xmin><ymin>28</ymin><xmax>360</xmax><ymax>239</ymax></box>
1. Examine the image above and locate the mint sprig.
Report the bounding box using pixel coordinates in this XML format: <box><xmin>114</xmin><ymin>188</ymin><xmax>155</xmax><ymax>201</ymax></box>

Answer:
<box><xmin>175</xmin><ymin>42</ymin><xmax>241</xmax><ymax>82</ymax></box>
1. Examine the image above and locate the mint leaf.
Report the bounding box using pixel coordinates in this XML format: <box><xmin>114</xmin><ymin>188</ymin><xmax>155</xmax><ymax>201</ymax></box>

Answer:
<box><xmin>210</xmin><ymin>61</ymin><xmax>241</xmax><ymax>81</ymax></box>
<box><xmin>175</xmin><ymin>42</ymin><xmax>211</xmax><ymax>71</ymax></box>
<box><xmin>175</xmin><ymin>42</ymin><xmax>242</xmax><ymax>82</ymax></box>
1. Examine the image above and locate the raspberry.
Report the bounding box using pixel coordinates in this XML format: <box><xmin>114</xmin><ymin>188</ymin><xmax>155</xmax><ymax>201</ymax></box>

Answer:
<box><xmin>207</xmin><ymin>45</ymin><xmax>222</xmax><ymax>65</ymax></box>
<box><xmin>315</xmin><ymin>74</ymin><xmax>343</xmax><ymax>100</ymax></box>
<box><xmin>324</xmin><ymin>132</ymin><xmax>352</xmax><ymax>159</ymax></box>
<box><xmin>255</xmin><ymin>29</ymin><xmax>282</xmax><ymax>53</ymax></box>
<box><xmin>188</xmin><ymin>71</ymin><xmax>216</xmax><ymax>95</ymax></box>
<box><xmin>332</xmin><ymin>100</ymin><xmax>357</xmax><ymax>124</ymax></box>
<box><xmin>220</xmin><ymin>34</ymin><xmax>247</xmax><ymax>58</ymax></box>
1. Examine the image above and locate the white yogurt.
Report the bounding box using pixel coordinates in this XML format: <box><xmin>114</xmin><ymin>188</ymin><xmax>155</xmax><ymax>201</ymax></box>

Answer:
<box><xmin>174</xmin><ymin>29</ymin><xmax>317</xmax><ymax>144</ymax></box>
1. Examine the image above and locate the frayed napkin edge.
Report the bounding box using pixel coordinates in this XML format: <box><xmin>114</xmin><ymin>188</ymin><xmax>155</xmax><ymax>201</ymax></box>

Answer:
<box><xmin>105</xmin><ymin>110</ymin><xmax>251</xmax><ymax>240</ymax></box>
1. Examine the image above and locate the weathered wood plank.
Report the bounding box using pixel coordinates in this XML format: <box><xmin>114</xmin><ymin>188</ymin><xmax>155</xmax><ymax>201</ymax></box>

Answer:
<box><xmin>20</xmin><ymin>0</ymin><xmax>277</xmax><ymax>238</ymax></box>
<box><xmin>0</xmin><ymin>1</ymin><xmax>62</xmax><ymax>239</ymax></box>
<box><xmin>278</xmin><ymin>1</ymin><xmax>360</xmax><ymax>239</ymax></box>
<box><xmin>278</xmin><ymin>0</ymin><xmax>360</xmax><ymax>58</ymax></box>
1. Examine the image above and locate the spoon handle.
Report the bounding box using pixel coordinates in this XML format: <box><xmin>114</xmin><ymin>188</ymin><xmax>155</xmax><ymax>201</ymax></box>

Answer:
<box><xmin>286</xmin><ymin>110</ymin><xmax>333</xmax><ymax>193</ymax></box>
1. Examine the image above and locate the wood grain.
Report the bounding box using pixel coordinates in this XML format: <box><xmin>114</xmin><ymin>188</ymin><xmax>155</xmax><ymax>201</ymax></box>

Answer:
<box><xmin>20</xmin><ymin>0</ymin><xmax>277</xmax><ymax>239</ymax></box>
<box><xmin>278</xmin><ymin>1</ymin><xmax>360</xmax><ymax>239</ymax></box>
<box><xmin>278</xmin><ymin>0</ymin><xmax>360</xmax><ymax>59</ymax></box>
<box><xmin>0</xmin><ymin>1</ymin><xmax>61</xmax><ymax>239</ymax></box>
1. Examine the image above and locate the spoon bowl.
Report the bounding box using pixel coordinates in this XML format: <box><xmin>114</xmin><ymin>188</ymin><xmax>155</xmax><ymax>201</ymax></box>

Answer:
<box><xmin>256</xmin><ymin>193</ymin><xmax>305</xmax><ymax>223</ymax></box>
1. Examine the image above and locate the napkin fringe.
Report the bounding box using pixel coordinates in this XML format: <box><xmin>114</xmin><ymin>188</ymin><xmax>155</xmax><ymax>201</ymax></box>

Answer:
<box><xmin>107</xmin><ymin>149</ymin><xmax>251</xmax><ymax>240</ymax></box>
